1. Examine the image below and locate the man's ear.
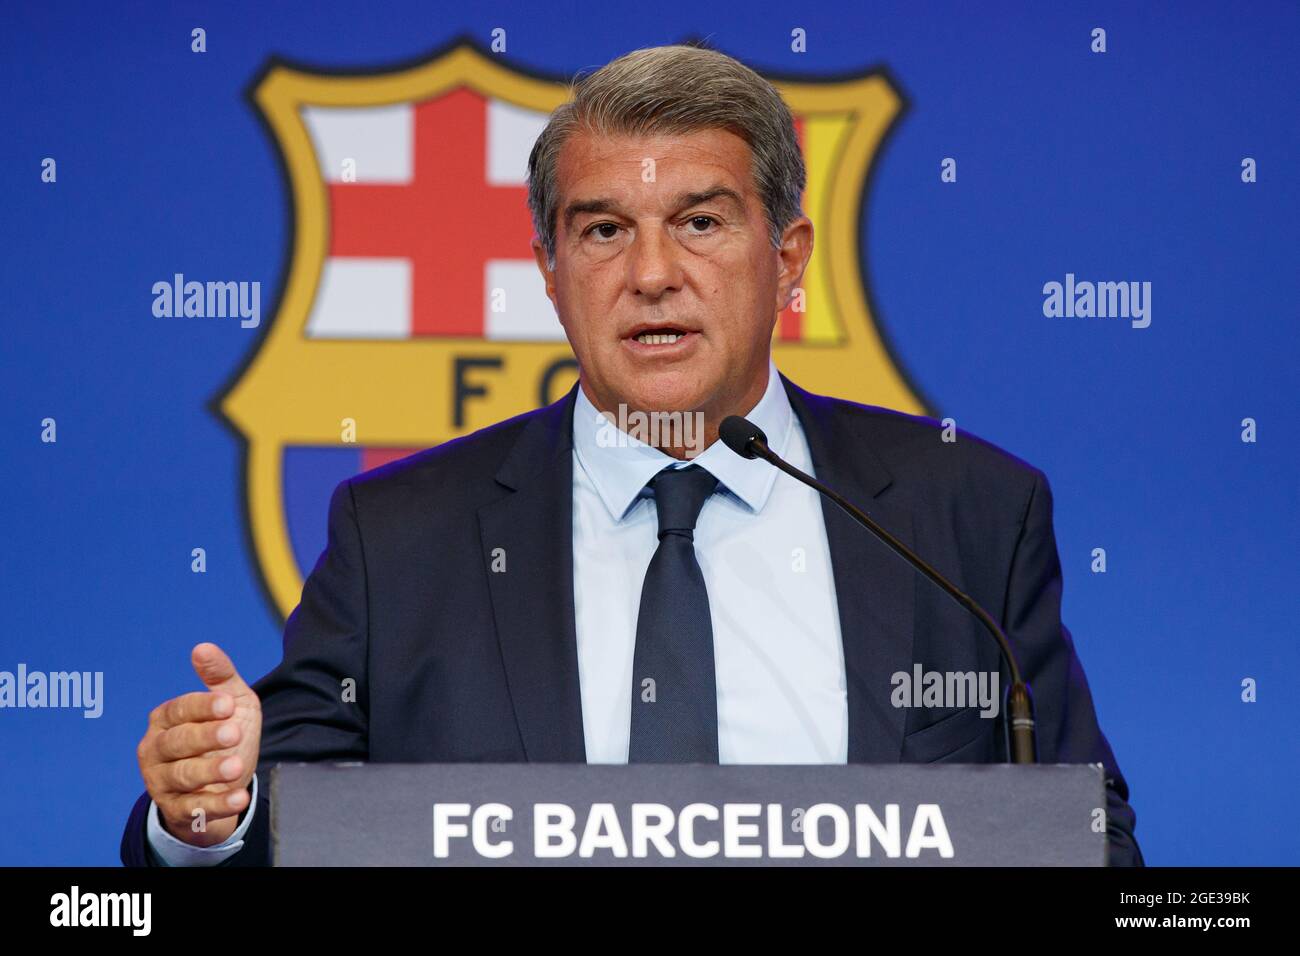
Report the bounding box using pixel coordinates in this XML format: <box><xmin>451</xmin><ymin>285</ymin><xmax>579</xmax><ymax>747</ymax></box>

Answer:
<box><xmin>531</xmin><ymin>237</ymin><xmax>558</xmax><ymax>310</ymax></box>
<box><xmin>775</xmin><ymin>216</ymin><xmax>814</xmax><ymax>313</ymax></box>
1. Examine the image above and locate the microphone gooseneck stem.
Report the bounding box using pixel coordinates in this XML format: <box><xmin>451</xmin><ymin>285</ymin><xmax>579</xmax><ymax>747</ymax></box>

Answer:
<box><xmin>747</xmin><ymin>435</ymin><xmax>1038</xmax><ymax>765</ymax></box>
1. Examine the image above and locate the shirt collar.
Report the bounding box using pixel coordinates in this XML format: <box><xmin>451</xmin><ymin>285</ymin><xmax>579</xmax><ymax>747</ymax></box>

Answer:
<box><xmin>572</xmin><ymin>359</ymin><xmax>793</xmax><ymax>521</ymax></box>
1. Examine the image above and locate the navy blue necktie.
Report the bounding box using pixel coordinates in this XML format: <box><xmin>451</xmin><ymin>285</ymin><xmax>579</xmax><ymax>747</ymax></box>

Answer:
<box><xmin>628</xmin><ymin>464</ymin><xmax>720</xmax><ymax>763</ymax></box>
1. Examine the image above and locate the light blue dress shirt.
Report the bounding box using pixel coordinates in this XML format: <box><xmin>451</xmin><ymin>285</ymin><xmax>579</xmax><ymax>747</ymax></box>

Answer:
<box><xmin>571</xmin><ymin>361</ymin><xmax>848</xmax><ymax>763</ymax></box>
<box><xmin>146</xmin><ymin>361</ymin><xmax>848</xmax><ymax>865</ymax></box>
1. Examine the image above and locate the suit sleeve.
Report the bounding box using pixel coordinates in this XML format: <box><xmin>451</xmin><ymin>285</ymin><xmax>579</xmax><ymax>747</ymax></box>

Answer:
<box><xmin>1001</xmin><ymin>469</ymin><xmax>1145</xmax><ymax>867</ymax></box>
<box><xmin>121</xmin><ymin>478</ymin><xmax>371</xmax><ymax>867</ymax></box>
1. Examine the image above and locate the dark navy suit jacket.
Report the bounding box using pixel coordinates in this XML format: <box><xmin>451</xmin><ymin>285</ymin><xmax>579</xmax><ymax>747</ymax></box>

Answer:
<box><xmin>121</xmin><ymin>376</ymin><xmax>1143</xmax><ymax>866</ymax></box>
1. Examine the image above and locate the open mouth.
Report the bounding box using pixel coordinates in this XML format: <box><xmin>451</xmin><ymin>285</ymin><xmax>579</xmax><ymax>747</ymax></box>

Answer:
<box><xmin>624</xmin><ymin>325</ymin><xmax>699</xmax><ymax>351</ymax></box>
<box><xmin>633</xmin><ymin>329</ymin><xmax>688</xmax><ymax>345</ymax></box>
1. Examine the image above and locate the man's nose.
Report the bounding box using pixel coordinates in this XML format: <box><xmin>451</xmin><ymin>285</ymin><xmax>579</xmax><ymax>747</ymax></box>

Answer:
<box><xmin>625</xmin><ymin>224</ymin><xmax>684</xmax><ymax>299</ymax></box>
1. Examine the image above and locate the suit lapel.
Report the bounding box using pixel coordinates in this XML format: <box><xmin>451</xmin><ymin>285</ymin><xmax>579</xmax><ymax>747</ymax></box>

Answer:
<box><xmin>784</xmin><ymin>377</ymin><xmax>916</xmax><ymax>763</ymax></box>
<box><xmin>477</xmin><ymin>377</ymin><xmax>916</xmax><ymax>765</ymax></box>
<box><xmin>477</xmin><ymin>387</ymin><xmax>587</xmax><ymax>762</ymax></box>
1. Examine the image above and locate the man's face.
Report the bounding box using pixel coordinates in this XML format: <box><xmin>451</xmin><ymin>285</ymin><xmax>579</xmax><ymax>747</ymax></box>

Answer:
<box><xmin>532</xmin><ymin>127</ymin><xmax>812</xmax><ymax>434</ymax></box>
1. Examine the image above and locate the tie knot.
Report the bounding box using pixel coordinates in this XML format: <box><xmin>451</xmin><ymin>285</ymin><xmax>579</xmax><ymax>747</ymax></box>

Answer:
<box><xmin>649</xmin><ymin>465</ymin><xmax>718</xmax><ymax>539</ymax></box>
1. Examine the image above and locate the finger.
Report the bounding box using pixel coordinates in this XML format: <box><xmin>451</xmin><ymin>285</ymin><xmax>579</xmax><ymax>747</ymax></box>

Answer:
<box><xmin>155</xmin><ymin>752</ymin><xmax>245</xmax><ymax>796</ymax></box>
<box><xmin>150</xmin><ymin>691</ymin><xmax>233</xmax><ymax>732</ymax></box>
<box><xmin>159</xmin><ymin>787</ymin><xmax>251</xmax><ymax>831</ymax></box>
<box><xmin>191</xmin><ymin>643</ymin><xmax>251</xmax><ymax>696</ymax></box>
<box><xmin>153</xmin><ymin>717</ymin><xmax>241</xmax><ymax>763</ymax></box>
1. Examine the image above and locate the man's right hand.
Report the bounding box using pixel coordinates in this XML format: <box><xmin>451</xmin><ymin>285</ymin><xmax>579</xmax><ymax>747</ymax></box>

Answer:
<box><xmin>136</xmin><ymin>642</ymin><xmax>263</xmax><ymax>847</ymax></box>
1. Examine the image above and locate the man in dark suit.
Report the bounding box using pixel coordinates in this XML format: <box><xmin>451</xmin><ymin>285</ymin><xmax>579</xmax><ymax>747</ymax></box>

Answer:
<box><xmin>123</xmin><ymin>43</ymin><xmax>1142</xmax><ymax>867</ymax></box>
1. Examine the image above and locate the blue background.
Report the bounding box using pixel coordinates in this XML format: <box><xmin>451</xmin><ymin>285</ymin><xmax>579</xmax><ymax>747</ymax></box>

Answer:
<box><xmin>2</xmin><ymin>0</ymin><xmax>1296</xmax><ymax>865</ymax></box>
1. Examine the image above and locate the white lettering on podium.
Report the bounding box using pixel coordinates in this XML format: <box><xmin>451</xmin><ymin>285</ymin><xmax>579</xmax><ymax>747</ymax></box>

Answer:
<box><xmin>433</xmin><ymin>802</ymin><xmax>953</xmax><ymax>861</ymax></box>
<box><xmin>678</xmin><ymin>803</ymin><xmax>720</xmax><ymax>858</ymax></box>
<box><xmin>804</xmin><ymin>804</ymin><xmax>852</xmax><ymax>858</ymax></box>
<box><xmin>768</xmin><ymin>804</ymin><xmax>804</xmax><ymax>858</ymax></box>
<box><xmin>579</xmin><ymin>803</ymin><xmax>628</xmax><ymax>858</ymax></box>
<box><xmin>856</xmin><ymin>803</ymin><xmax>901</xmax><ymax>857</ymax></box>
<box><xmin>433</xmin><ymin>803</ymin><xmax>514</xmax><ymax>858</ymax></box>
<box><xmin>534</xmin><ymin>803</ymin><xmax>578</xmax><ymax>857</ymax></box>
<box><xmin>432</xmin><ymin>803</ymin><xmax>470</xmax><ymax>858</ymax></box>
<box><xmin>630</xmin><ymin>803</ymin><xmax>676</xmax><ymax>858</ymax></box>
<box><xmin>723</xmin><ymin>803</ymin><xmax>763</xmax><ymax>858</ymax></box>
<box><xmin>474</xmin><ymin>803</ymin><xmax>513</xmax><ymax>858</ymax></box>
<box><xmin>907</xmin><ymin>804</ymin><xmax>954</xmax><ymax>858</ymax></box>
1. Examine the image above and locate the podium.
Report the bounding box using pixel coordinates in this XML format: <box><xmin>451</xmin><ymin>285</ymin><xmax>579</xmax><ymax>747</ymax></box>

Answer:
<box><xmin>270</xmin><ymin>762</ymin><xmax>1107</xmax><ymax>866</ymax></box>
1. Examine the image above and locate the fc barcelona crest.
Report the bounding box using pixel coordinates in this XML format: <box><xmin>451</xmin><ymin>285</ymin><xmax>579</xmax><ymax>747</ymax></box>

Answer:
<box><xmin>216</xmin><ymin>40</ymin><xmax>926</xmax><ymax>620</ymax></box>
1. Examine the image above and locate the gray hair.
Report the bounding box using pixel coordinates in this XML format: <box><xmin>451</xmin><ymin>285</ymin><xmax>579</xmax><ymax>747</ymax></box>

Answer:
<box><xmin>526</xmin><ymin>44</ymin><xmax>806</xmax><ymax>268</ymax></box>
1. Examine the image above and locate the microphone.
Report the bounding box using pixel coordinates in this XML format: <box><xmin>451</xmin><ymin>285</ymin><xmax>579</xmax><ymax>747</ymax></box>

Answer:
<box><xmin>719</xmin><ymin>415</ymin><xmax>1038</xmax><ymax>764</ymax></box>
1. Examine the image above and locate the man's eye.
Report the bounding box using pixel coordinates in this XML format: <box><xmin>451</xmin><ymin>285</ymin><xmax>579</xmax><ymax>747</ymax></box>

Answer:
<box><xmin>685</xmin><ymin>216</ymin><xmax>717</xmax><ymax>233</ymax></box>
<box><xmin>586</xmin><ymin>223</ymin><xmax>621</xmax><ymax>240</ymax></box>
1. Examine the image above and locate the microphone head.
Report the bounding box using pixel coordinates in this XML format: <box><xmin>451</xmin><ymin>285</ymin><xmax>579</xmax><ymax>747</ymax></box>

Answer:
<box><xmin>719</xmin><ymin>415</ymin><xmax>768</xmax><ymax>459</ymax></box>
